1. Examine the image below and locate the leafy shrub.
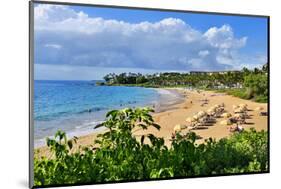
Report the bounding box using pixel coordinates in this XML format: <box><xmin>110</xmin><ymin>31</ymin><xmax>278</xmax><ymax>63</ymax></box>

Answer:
<box><xmin>243</xmin><ymin>74</ymin><xmax>268</xmax><ymax>102</ymax></box>
<box><xmin>255</xmin><ymin>95</ymin><xmax>268</xmax><ymax>103</ymax></box>
<box><xmin>34</xmin><ymin>108</ymin><xmax>268</xmax><ymax>187</ymax></box>
<box><xmin>215</xmin><ymin>89</ymin><xmax>250</xmax><ymax>100</ymax></box>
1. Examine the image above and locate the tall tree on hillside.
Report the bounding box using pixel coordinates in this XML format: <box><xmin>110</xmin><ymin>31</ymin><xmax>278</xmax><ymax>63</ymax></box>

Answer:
<box><xmin>262</xmin><ymin>63</ymin><xmax>268</xmax><ymax>73</ymax></box>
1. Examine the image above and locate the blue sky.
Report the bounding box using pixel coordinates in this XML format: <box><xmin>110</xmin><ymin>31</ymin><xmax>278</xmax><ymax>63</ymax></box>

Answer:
<box><xmin>34</xmin><ymin>3</ymin><xmax>268</xmax><ymax>80</ymax></box>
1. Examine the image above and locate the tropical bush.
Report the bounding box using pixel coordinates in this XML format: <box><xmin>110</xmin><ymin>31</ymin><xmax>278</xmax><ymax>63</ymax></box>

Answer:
<box><xmin>214</xmin><ymin>73</ymin><xmax>268</xmax><ymax>103</ymax></box>
<box><xmin>244</xmin><ymin>74</ymin><xmax>268</xmax><ymax>102</ymax></box>
<box><xmin>216</xmin><ymin>88</ymin><xmax>249</xmax><ymax>99</ymax></box>
<box><xmin>34</xmin><ymin>108</ymin><xmax>268</xmax><ymax>187</ymax></box>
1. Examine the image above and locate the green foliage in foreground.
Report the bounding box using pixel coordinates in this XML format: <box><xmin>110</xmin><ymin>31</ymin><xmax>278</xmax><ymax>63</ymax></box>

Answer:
<box><xmin>34</xmin><ymin>108</ymin><xmax>268</xmax><ymax>187</ymax></box>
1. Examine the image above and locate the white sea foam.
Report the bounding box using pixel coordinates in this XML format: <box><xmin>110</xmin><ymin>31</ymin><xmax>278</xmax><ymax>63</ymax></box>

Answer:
<box><xmin>35</xmin><ymin>120</ymin><xmax>105</xmax><ymax>148</ymax></box>
<box><xmin>154</xmin><ymin>88</ymin><xmax>185</xmax><ymax>111</ymax></box>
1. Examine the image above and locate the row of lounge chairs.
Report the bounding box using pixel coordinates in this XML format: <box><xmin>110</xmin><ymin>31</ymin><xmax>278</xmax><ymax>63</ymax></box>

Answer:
<box><xmin>172</xmin><ymin>102</ymin><xmax>268</xmax><ymax>140</ymax></box>
<box><xmin>173</xmin><ymin>103</ymin><xmax>226</xmax><ymax>133</ymax></box>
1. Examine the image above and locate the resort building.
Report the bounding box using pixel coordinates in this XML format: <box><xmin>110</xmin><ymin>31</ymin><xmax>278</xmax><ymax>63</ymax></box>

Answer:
<box><xmin>189</xmin><ymin>70</ymin><xmax>241</xmax><ymax>76</ymax></box>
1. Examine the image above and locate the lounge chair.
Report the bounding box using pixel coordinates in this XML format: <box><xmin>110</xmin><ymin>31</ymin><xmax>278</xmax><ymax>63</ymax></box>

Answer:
<box><xmin>229</xmin><ymin>125</ymin><xmax>244</xmax><ymax>133</ymax></box>
<box><xmin>260</xmin><ymin>112</ymin><xmax>268</xmax><ymax>116</ymax></box>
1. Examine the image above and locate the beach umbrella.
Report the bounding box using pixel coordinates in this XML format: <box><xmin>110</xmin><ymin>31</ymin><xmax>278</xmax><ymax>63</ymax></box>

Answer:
<box><xmin>197</xmin><ymin>114</ymin><xmax>204</xmax><ymax>118</ymax></box>
<box><xmin>207</xmin><ymin>107</ymin><xmax>216</xmax><ymax>113</ymax></box>
<box><xmin>220</xmin><ymin>119</ymin><xmax>232</xmax><ymax>126</ymax></box>
<box><xmin>197</xmin><ymin>111</ymin><xmax>207</xmax><ymax>118</ymax></box>
<box><xmin>233</xmin><ymin>114</ymin><xmax>242</xmax><ymax>119</ymax></box>
<box><xmin>210</xmin><ymin>107</ymin><xmax>217</xmax><ymax>112</ymax></box>
<box><xmin>232</xmin><ymin>105</ymin><xmax>238</xmax><ymax>109</ymax></box>
<box><xmin>214</xmin><ymin>104</ymin><xmax>220</xmax><ymax>108</ymax></box>
<box><xmin>239</xmin><ymin>103</ymin><xmax>248</xmax><ymax>108</ymax></box>
<box><xmin>241</xmin><ymin>106</ymin><xmax>247</xmax><ymax>111</ymax></box>
<box><xmin>234</xmin><ymin>107</ymin><xmax>244</xmax><ymax>113</ymax></box>
<box><xmin>234</xmin><ymin>109</ymin><xmax>240</xmax><ymax>113</ymax></box>
<box><xmin>193</xmin><ymin>115</ymin><xmax>199</xmax><ymax>121</ymax></box>
<box><xmin>173</xmin><ymin>124</ymin><xmax>187</xmax><ymax>132</ymax></box>
<box><xmin>255</xmin><ymin>106</ymin><xmax>264</xmax><ymax>111</ymax></box>
<box><xmin>239</xmin><ymin>104</ymin><xmax>248</xmax><ymax>111</ymax></box>
<box><xmin>187</xmin><ymin>126</ymin><xmax>194</xmax><ymax>130</ymax></box>
<box><xmin>209</xmin><ymin>110</ymin><xmax>216</xmax><ymax>115</ymax></box>
<box><xmin>217</xmin><ymin>106</ymin><xmax>224</xmax><ymax>111</ymax></box>
<box><xmin>207</xmin><ymin>109</ymin><xmax>213</xmax><ymax>114</ymax></box>
<box><xmin>186</xmin><ymin>117</ymin><xmax>195</xmax><ymax>123</ymax></box>
<box><xmin>222</xmin><ymin>112</ymin><xmax>232</xmax><ymax>118</ymax></box>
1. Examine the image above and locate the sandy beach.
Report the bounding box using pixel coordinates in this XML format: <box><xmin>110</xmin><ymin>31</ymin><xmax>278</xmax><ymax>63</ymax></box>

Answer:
<box><xmin>35</xmin><ymin>89</ymin><xmax>268</xmax><ymax>158</ymax></box>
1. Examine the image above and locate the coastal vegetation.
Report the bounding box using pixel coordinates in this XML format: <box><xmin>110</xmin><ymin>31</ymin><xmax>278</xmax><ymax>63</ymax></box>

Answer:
<box><xmin>102</xmin><ymin>64</ymin><xmax>268</xmax><ymax>102</ymax></box>
<box><xmin>34</xmin><ymin>108</ymin><xmax>268</xmax><ymax>187</ymax></box>
<box><xmin>215</xmin><ymin>73</ymin><xmax>268</xmax><ymax>103</ymax></box>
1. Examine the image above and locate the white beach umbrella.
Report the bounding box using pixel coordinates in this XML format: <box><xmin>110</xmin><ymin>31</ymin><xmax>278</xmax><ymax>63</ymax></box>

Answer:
<box><xmin>209</xmin><ymin>110</ymin><xmax>216</xmax><ymax>115</ymax></box>
<box><xmin>186</xmin><ymin>117</ymin><xmax>191</xmax><ymax>123</ymax></box>
<box><xmin>207</xmin><ymin>107</ymin><xmax>215</xmax><ymax>113</ymax></box>
<box><xmin>173</xmin><ymin>124</ymin><xmax>187</xmax><ymax>132</ymax></box>
<box><xmin>222</xmin><ymin>112</ymin><xmax>232</xmax><ymax>118</ymax></box>
<box><xmin>220</xmin><ymin>119</ymin><xmax>232</xmax><ymax>126</ymax></box>
<box><xmin>255</xmin><ymin>106</ymin><xmax>264</xmax><ymax>111</ymax></box>
<box><xmin>234</xmin><ymin>107</ymin><xmax>244</xmax><ymax>113</ymax></box>
<box><xmin>232</xmin><ymin>105</ymin><xmax>238</xmax><ymax>110</ymax></box>
<box><xmin>233</xmin><ymin>113</ymin><xmax>242</xmax><ymax>119</ymax></box>
<box><xmin>197</xmin><ymin>111</ymin><xmax>207</xmax><ymax>118</ymax></box>
<box><xmin>210</xmin><ymin>107</ymin><xmax>217</xmax><ymax>112</ymax></box>
<box><xmin>214</xmin><ymin>104</ymin><xmax>220</xmax><ymax>109</ymax></box>
<box><xmin>186</xmin><ymin>117</ymin><xmax>195</xmax><ymax>123</ymax></box>
<box><xmin>239</xmin><ymin>103</ymin><xmax>248</xmax><ymax>108</ymax></box>
<box><xmin>193</xmin><ymin>115</ymin><xmax>199</xmax><ymax>121</ymax></box>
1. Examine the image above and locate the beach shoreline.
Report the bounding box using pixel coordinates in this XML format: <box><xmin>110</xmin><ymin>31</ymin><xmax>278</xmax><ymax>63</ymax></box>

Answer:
<box><xmin>34</xmin><ymin>86</ymin><xmax>185</xmax><ymax>148</ymax></box>
<box><xmin>153</xmin><ymin>88</ymin><xmax>186</xmax><ymax>113</ymax></box>
<box><xmin>35</xmin><ymin>88</ymin><xmax>268</xmax><ymax>158</ymax></box>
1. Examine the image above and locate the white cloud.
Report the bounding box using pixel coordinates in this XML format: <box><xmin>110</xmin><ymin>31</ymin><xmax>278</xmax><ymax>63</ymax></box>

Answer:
<box><xmin>35</xmin><ymin>4</ymin><xmax>81</xmax><ymax>22</ymax></box>
<box><xmin>34</xmin><ymin>4</ymin><xmax>266</xmax><ymax>72</ymax></box>
<box><xmin>198</xmin><ymin>50</ymin><xmax>210</xmax><ymax>57</ymax></box>
<box><xmin>234</xmin><ymin>53</ymin><xmax>268</xmax><ymax>70</ymax></box>
<box><xmin>44</xmin><ymin>43</ymin><xmax>62</xmax><ymax>49</ymax></box>
<box><xmin>204</xmin><ymin>25</ymin><xmax>247</xmax><ymax>49</ymax></box>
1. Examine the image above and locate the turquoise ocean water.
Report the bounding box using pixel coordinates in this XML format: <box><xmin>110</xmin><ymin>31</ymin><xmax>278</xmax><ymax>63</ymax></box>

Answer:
<box><xmin>34</xmin><ymin>80</ymin><xmax>183</xmax><ymax>147</ymax></box>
